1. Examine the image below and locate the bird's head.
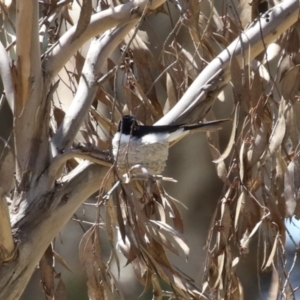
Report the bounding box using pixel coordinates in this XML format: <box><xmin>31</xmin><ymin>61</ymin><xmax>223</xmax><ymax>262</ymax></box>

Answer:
<box><xmin>118</xmin><ymin>115</ymin><xmax>139</xmax><ymax>135</ymax></box>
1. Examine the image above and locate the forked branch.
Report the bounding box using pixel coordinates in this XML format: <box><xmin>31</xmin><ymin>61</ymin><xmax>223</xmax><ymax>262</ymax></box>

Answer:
<box><xmin>156</xmin><ymin>0</ymin><xmax>300</xmax><ymax>125</ymax></box>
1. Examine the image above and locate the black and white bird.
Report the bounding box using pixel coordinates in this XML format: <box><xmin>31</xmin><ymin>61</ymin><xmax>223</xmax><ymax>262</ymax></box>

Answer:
<box><xmin>112</xmin><ymin>115</ymin><xmax>228</xmax><ymax>174</ymax></box>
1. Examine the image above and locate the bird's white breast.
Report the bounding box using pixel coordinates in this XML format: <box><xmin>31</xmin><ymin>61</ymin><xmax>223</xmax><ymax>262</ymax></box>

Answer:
<box><xmin>112</xmin><ymin>132</ymin><xmax>169</xmax><ymax>174</ymax></box>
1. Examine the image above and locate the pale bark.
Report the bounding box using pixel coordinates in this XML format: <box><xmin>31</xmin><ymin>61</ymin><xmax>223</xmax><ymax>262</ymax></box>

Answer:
<box><xmin>156</xmin><ymin>0</ymin><xmax>300</xmax><ymax>125</ymax></box>
<box><xmin>51</xmin><ymin>22</ymin><xmax>137</xmax><ymax>154</ymax></box>
<box><xmin>0</xmin><ymin>0</ymin><xmax>167</xmax><ymax>298</ymax></box>
<box><xmin>1</xmin><ymin>162</ymin><xmax>108</xmax><ymax>300</ymax></box>
<box><xmin>0</xmin><ymin>0</ymin><xmax>299</xmax><ymax>299</ymax></box>
<box><xmin>42</xmin><ymin>0</ymin><xmax>166</xmax><ymax>82</ymax></box>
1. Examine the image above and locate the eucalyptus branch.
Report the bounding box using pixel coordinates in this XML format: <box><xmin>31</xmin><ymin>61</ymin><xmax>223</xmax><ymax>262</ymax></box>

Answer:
<box><xmin>156</xmin><ymin>0</ymin><xmax>300</xmax><ymax>125</ymax></box>
<box><xmin>42</xmin><ymin>0</ymin><xmax>166</xmax><ymax>82</ymax></box>
<box><xmin>15</xmin><ymin>0</ymin><xmax>42</xmax><ymax>112</ymax></box>
<box><xmin>14</xmin><ymin>0</ymin><xmax>44</xmax><ymax>182</ymax></box>
<box><xmin>51</xmin><ymin>22</ymin><xmax>136</xmax><ymax>153</ymax></box>
<box><xmin>0</xmin><ymin>162</ymin><xmax>108</xmax><ymax>300</ymax></box>
<box><xmin>48</xmin><ymin>146</ymin><xmax>112</xmax><ymax>180</ymax></box>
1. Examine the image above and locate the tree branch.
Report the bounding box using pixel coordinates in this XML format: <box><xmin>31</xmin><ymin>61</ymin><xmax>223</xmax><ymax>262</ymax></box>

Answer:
<box><xmin>14</xmin><ymin>0</ymin><xmax>44</xmax><ymax>183</ymax></box>
<box><xmin>48</xmin><ymin>146</ymin><xmax>112</xmax><ymax>181</ymax></box>
<box><xmin>51</xmin><ymin>22</ymin><xmax>136</xmax><ymax>153</ymax></box>
<box><xmin>0</xmin><ymin>162</ymin><xmax>108</xmax><ymax>300</ymax></box>
<box><xmin>156</xmin><ymin>0</ymin><xmax>300</xmax><ymax>125</ymax></box>
<box><xmin>42</xmin><ymin>0</ymin><xmax>166</xmax><ymax>82</ymax></box>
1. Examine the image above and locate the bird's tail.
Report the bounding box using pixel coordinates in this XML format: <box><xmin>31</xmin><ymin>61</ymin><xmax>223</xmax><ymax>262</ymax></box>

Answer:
<box><xmin>182</xmin><ymin>119</ymin><xmax>230</xmax><ymax>132</ymax></box>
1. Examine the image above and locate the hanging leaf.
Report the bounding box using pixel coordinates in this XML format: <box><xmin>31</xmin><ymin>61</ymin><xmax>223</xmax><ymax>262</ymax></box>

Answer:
<box><xmin>71</xmin><ymin>0</ymin><xmax>92</xmax><ymax>43</ymax></box>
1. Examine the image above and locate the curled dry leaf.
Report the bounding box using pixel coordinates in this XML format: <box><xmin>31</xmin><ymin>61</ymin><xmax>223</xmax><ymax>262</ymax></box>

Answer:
<box><xmin>284</xmin><ymin>155</ymin><xmax>300</xmax><ymax>217</ymax></box>
<box><xmin>150</xmin><ymin>220</ymin><xmax>190</xmax><ymax>258</ymax></box>
<box><xmin>262</xmin><ymin>233</ymin><xmax>279</xmax><ymax>270</ymax></box>
<box><xmin>74</xmin><ymin>51</ymin><xmax>85</xmax><ymax>81</ymax></box>
<box><xmin>213</xmin><ymin>102</ymin><xmax>239</xmax><ymax>163</ymax></box>
<box><xmin>267</xmin><ymin>263</ymin><xmax>279</xmax><ymax>300</ymax></box>
<box><xmin>212</xmin><ymin>252</ymin><xmax>225</xmax><ymax>289</ymax></box>
<box><xmin>53</xmin><ymin>106</ymin><xmax>65</xmax><ymax>128</ymax></box>
<box><xmin>239</xmin><ymin>141</ymin><xmax>246</xmax><ymax>183</ymax></box>
<box><xmin>140</xmin><ymin>246</ymin><xmax>205</xmax><ymax>299</ymax></box>
<box><xmin>155</xmin><ymin>183</ymin><xmax>184</xmax><ymax>233</ymax></box>
<box><xmin>208</xmin><ymin>143</ymin><xmax>228</xmax><ymax>182</ymax></box>
<box><xmin>262</xmin><ymin>101</ymin><xmax>286</xmax><ymax>162</ymax></box>
<box><xmin>90</xmin><ymin>107</ymin><xmax>117</xmax><ymax>133</ymax></box>
<box><xmin>234</xmin><ymin>190</ymin><xmax>246</xmax><ymax>231</ymax></box>
<box><xmin>281</xmin><ymin>65</ymin><xmax>300</xmax><ymax>102</ymax></box>
<box><xmin>130</xmin><ymin>257</ymin><xmax>148</xmax><ymax>285</ymax></box>
<box><xmin>285</xmin><ymin>101</ymin><xmax>300</xmax><ymax>149</ymax></box>
<box><xmin>153</xmin><ymin>200</ymin><xmax>166</xmax><ymax>223</ymax></box>
<box><xmin>0</xmin><ymin>138</ymin><xmax>14</xmax><ymax>196</ymax></box>
<box><xmin>230</xmin><ymin>275</ymin><xmax>244</xmax><ymax>300</ymax></box>
<box><xmin>146</xmin><ymin>223</ymin><xmax>180</xmax><ymax>256</ymax></box>
<box><xmin>163</xmin><ymin>72</ymin><xmax>177</xmax><ymax>114</ymax></box>
<box><xmin>275</xmin><ymin>152</ymin><xmax>287</xmax><ymax>218</ymax></box>
<box><xmin>230</xmin><ymin>55</ymin><xmax>250</xmax><ymax>112</ymax></box>
<box><xmin>105</xmin><ymin>203</ymin><xmax>121</xmax><ymax>275</ymax></box>
<box><xmin>240</xmin><ymin>218</ymin><xmax>264</xmax><ymax>251</ymax></box>
<box><xmin>262</xmin><ymin>43</ymin><xmax>281</xmax><ymax>64</ymax></box>
<box><xmin>117</xmin><ymin>232</ymin><xmax>137</xmax><ymax>265</ymax></box>
<box><xmin>165</xmin><ymin>195</ymin><xmax>184</xmax><ymax>234</ymax></box>
<box><xmin>206</xmin><ymin>110</ymin><xmax>228</xmax><ymax>182</ymax></box>
<box><xmin>71</xmin><ymin>0</ymin><xmax>92</xmax><ymax>43</ymax></box>
<box><xmin>246</xmin><ymin>123</ymin><xmax>268</xmax><ymax>168</ymax></box>
<box><xmin>79</xmin><ymin>226</ymin><xmax>120</xmax><ymax>300</ymax></box>
<box><xmin>53</xmin><ymin>250</ymin><xmax>72</xmax><ymax>273</ymax></box>
<box><xmin>279</xmin><ymin>55</ymin><xmax>295</xmax><ymax>82</ymax></box>
<box><xmin>217</xmin><ymin>191</ymin><xmax>232</xmax><ymax>251</ymax></box>
<box><xmin>54</xmin><ymin>278</ymin><xmax>68</xmax><ymax>300</ymax></box>
<box><xmin>39</xmin><ymin>245</ymin><xmax>55</xmax><ymax>299</ymax></box>
<box><xmin>61</xmin><ymin>5</ymin><xmax>74</xmax><ymax>26</ymax></box>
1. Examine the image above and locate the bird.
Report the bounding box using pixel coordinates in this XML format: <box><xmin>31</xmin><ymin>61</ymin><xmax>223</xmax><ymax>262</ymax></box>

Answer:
<box><xmin>112</xmin><ymin>115</ymin><xmax>228</xmax><ymax>175</ymax></box>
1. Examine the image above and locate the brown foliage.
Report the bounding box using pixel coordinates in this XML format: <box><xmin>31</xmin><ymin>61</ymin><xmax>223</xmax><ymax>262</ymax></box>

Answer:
<box><xmin>0</xmin><ymin>0</ymin><xmax>299</xmax><ymax>299</ymax></box>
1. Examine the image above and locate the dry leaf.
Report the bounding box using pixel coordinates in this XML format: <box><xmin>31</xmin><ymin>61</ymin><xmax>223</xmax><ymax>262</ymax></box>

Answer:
<box><xmin>54</xmin><ymin>277</ymin><xmax>68</xmax><ymax>300</ymax></box>
<box><xmin>0</xmin><ymin>138</ymin><xmax>14</xmax><ymax>196</ymax></box>
<box><xmin>262</xmin><ymin>101</ymin><xmax>286</xmax><ymax>161</ymax></box>
<box><xmin>53</xmin><ymin>250</ymin><xmax>72</xmax><ymax>273</ymax></box>
<box><xmin>150</xmin><ymin>220</ymin><xmax>189</xmax><ymax>257</ymax></box>
<box><xmin>281</xmin><ymin>66</ymin><xmax>300</xmax><ymax>102</ymax></box>
<box><xmin>71</xmin><ymin>0</ymin><xmax>92</xmax><ymax>43</ymax></box>
<box><xmin>214</xmin><ymin>102</ymin><xmax>239</xmax><ymax>163</ymax></box>
<box><xmin>163</xmin><ymin>72</ymin><xmax>177</xmax><ymax>114</ymax></box>
<box><xmin>267</xmin><ymin>263</ymin><xmax>279</xmax><ymax>300</ymax></box>
<box><xmin>39</xmin><ymin>245</ymin><xmax>55</xmax><ymax>299</ymax></box>
<box><xmin>284</xmin><ymin>155</ymin><xmax>300</xmax><ymax>217</ymax></box>
<box><xmin>234</xmin><ymin>191</ymin><xmax>246</xmax><ymax>231</ymax></box>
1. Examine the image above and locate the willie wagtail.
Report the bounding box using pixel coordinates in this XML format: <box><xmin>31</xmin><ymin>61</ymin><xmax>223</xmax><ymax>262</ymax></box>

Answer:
<box><xmin>112</xmin><ymin>115</ymin><xmax>227</xmax><ymax>174</ymax></box>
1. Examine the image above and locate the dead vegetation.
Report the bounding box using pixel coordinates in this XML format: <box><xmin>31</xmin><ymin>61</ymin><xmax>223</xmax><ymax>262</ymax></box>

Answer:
<box><xmin>0</xmin><ymin>0</ymin><xmax>299</xmax><ymax>299</ymax></box>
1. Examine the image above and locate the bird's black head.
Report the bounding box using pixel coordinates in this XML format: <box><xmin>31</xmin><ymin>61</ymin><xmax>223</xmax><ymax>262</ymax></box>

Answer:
<box><xmin>117</xmin><ymin>115</ymin><xmax>139</xmax><ymax>135</ymax></box>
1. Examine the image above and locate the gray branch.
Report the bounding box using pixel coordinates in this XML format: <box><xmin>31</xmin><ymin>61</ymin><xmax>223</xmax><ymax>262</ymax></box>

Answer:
<box><xmin>156</xmin><ymin>0</ymin><xmax>300</xmax><ymax>125</ymax></box>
